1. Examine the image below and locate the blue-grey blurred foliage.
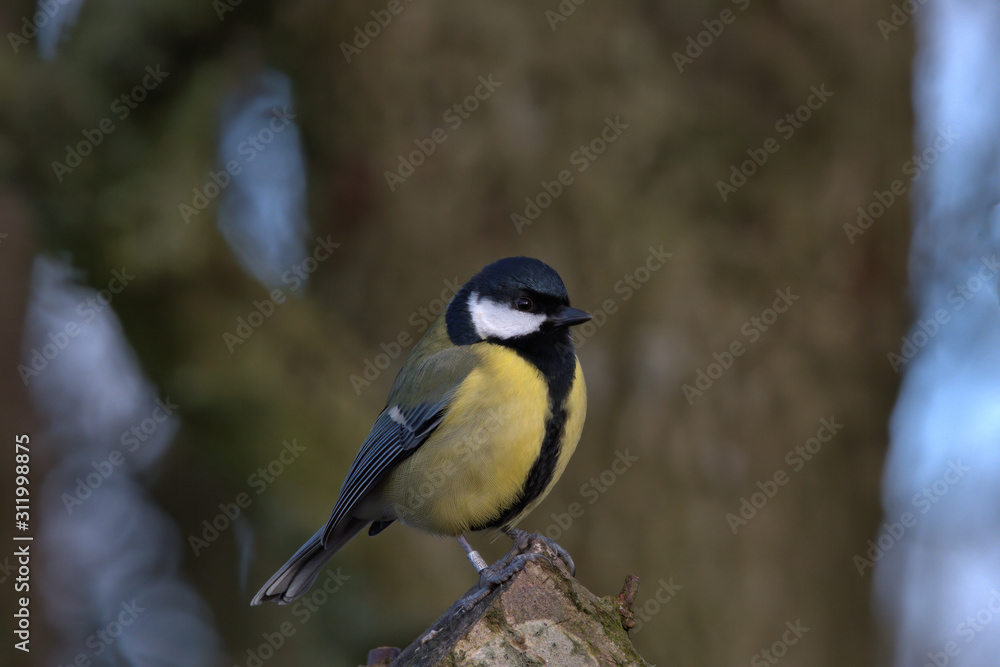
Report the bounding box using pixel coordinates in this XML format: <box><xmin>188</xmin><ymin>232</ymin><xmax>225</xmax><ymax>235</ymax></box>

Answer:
<box><xmin>876</xmin><ymin>2</ymin><xmax>1000</xmax><ymax>666</ymax></box>
<box><xmin>4</xmin><ymin>0</ymin><xmax>985</xmax><ymax>666</ymax></box>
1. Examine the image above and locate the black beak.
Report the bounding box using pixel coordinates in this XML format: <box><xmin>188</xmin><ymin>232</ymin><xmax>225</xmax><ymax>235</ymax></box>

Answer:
<box><xmin>548</xmin><ymin>306</ymin><xmax>592</xmax><ymax>328</ymax></box>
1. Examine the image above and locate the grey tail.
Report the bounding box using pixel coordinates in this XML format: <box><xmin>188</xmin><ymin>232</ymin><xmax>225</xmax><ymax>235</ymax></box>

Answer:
<box><xmin>250</xmin><ymin>517</ymin><xmax>367</xmax><ymax>605</ymax></box>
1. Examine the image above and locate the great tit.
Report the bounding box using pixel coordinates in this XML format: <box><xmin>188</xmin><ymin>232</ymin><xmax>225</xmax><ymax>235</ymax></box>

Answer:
<box><xmin>251</xmin><ymin>256</ymin><xmax>591</xmax><ymax>606</ymax></box>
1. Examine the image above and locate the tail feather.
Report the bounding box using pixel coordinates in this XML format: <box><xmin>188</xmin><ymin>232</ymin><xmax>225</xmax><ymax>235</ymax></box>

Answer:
<box><xmin>251</xmin><ymin>518</ymin><xmax>367</xmax><ymax>605</ymax></box>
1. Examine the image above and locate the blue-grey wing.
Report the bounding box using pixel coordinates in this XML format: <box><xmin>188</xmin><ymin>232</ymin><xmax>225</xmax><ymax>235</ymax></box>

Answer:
<box><xmin>321</xmin><ymin>400</ymin><xmax>445</xmax><ymax>546</ymax></box>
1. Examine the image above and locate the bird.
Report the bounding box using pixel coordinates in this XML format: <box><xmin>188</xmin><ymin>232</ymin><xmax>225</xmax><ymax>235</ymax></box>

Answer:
<box><xmin>251</xmin><ymin>256</ymin><xmax>591</xmax><ymax>607</ymax></box>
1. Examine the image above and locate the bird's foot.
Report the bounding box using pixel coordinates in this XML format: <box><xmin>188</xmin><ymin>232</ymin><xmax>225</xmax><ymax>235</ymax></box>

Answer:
<box><xmin>479</xmin><ymin>551</ymin><xmax>549</xmax><ymax>586</ymax></box>
<box><xmin>452</xmin><ymin>551</ymin><xmax>548</xmax><ymax>616</ymax></box>
<box><xmin>451</xmin><ymin>530</ymin><xmax>576</xmax><ymax>617</ymax></box>
<box><xmin>505</xmin><ymin>528</ymin><xmax>576</xmax><ymax>577</ymax></box>
<box><xmin>452</xmin><ymin>585</ymin><xmax>492</xmax><ymax>616</ymax></box>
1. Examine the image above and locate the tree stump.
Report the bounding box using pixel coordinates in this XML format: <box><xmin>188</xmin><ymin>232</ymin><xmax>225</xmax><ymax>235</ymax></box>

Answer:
<box><xmin>363</xmin><ymin>546</ymin><xmax>650</xmax><ymax>666</ymax></box>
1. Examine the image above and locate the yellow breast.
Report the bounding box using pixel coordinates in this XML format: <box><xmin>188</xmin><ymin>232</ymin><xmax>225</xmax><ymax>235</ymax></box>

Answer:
<box><xmin>380</xmin><ymin>345</ymin><xmax>585</xmax><ymax>536</ymax></box>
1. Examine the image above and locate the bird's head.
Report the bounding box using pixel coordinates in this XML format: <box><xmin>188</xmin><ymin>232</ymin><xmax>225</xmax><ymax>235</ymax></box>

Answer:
<box><xmin>446</xmin><ymin>257</ymin><xmax>591</xmax><ymax>345</ymax></box>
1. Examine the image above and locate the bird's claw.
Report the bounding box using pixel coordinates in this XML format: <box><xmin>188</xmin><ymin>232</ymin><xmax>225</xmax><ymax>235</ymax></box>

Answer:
<box><xmin>452</xmin><ymin>584</ymin><xmax>492</xmax><ymax>617</ymax></box>
<box><xmin>506</xmin><ymin>528</ymin><xmax>576</xmax><ymax>576</ymax></box>
<box><xmin>479</xmin><ymin>551</ymin><xmax>547</xmax><ymax>586</ymax></box>
<box><xmin>451</xmin><ymin>530</ymin><xmax>577</xmax><ymax>618</ymax></box>
<box><xmin>452</xmin><ymin>552</ymin><xmax>546</xmax><ymax>618</ymax></box>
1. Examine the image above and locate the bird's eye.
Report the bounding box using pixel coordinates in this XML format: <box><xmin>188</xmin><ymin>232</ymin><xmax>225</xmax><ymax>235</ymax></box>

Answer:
<box><xmin>515</xmin><ymin>297</ymin><xmax>533</xmax><ymax>312</ymax></box>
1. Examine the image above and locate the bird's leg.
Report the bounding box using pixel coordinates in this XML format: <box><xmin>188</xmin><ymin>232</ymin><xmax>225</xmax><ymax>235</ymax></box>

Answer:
<box><xmin>452</xmin><ymin>534</ymin><xmax>548</xmax><ymax>614</ymax></box>
<box><xmin>452</xmin><ymin>530</ymin><xmax>577</xmax><ymax>615</ymax></box>
<box><xmin>453</xmin><ymin>535</ymin><xmax>519</xmax><ymax>613</ymax></box>
<box><xmin>457</xmin><ymin>535</ymin><xmax>489</xmax><ymax>573</ymax></box>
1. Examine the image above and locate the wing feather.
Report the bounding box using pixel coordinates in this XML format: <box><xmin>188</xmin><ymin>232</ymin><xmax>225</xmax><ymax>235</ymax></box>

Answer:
<box><xmin>320</xmin><ymin>401</ymin><xmax>445</xmax><ymax>546</ymax></box>
<box><xmin>319</xmin><ymin>338</ymin><xmax>480</xmax><ymax>547</ymax></box>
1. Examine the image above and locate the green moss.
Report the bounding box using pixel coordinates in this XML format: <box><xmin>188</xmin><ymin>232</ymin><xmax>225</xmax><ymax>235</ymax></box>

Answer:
<box><xmin>557</xmin><ymin>584</ymin><xmax>649</xmax><ymax>666</ymax></box>
<box><xmin>482</xmin><ymin>606</ymin><xmax>510</xmax><ymax>634</ymax></box>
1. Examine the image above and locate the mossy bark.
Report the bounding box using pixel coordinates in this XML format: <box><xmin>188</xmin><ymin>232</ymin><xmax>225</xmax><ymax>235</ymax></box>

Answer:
<box><xmin>364</xmin><ymin>557</ymin><xmax>649</xmax><ymax>667</ymax></box>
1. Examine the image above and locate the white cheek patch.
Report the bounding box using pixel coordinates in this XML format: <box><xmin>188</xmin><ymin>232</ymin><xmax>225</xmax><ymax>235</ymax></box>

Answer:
<box><xmin>468</xmin><ymin>293</ymin><xmax>546</xmax><ymax>340</ymax></box>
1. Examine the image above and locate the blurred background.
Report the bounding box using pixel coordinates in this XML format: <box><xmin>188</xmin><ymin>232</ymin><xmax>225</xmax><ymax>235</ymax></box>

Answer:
<box><xmin>3</xmin><ymin>0</ymin><xmax>999</xmax><ymax>665</ymax></box>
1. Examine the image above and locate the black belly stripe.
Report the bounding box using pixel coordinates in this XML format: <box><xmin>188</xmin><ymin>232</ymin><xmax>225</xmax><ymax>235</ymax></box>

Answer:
<box><xmin>470</xmin><ymin>329</ymin><xmax>578</xmax><ymax>531</ymax></box>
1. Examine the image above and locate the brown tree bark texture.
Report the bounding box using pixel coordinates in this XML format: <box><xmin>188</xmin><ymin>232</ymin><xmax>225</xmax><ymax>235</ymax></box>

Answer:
<box><xmin>365</xmin><ymin>559</ymin><xmax>649</xmax><ymax>666</ymax></box>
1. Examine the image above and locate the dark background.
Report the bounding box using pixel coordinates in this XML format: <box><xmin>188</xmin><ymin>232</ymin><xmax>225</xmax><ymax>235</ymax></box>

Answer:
<box><xmin>1</xmin><ymin>1</ymin><xmax>912</xmax><ymax>665</ymax></box>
